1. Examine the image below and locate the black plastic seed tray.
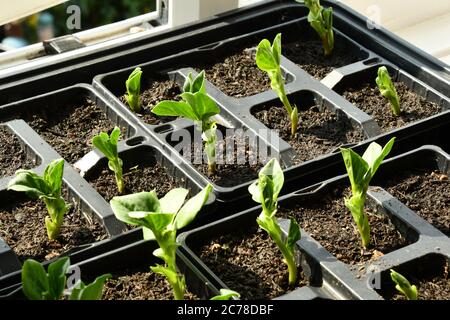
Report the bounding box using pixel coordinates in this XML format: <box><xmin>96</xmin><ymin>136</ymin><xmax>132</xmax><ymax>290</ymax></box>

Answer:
<box><xmin>177</xmin><ymin>145</ymin><xmax>450</xmax><ymax>300</ymax></box>
<box><xmin>0</xmin><ymin>84</ymin><xmax>215</xmax><ymax>278</ymax></box>
<box><xmin>92</xmin><ymin>10</ymin><xmax>450</xmax><ymax>203</ymax></box>
<box><xmin>0</xmin><ymin>117</ymin><xmax>124</xmax><ymax>276</ymax></box>
<box><xmin>0</xmin><ymin>0</ymin><xmax>449</xmax><ymax>300</ymax></box>
<box><xmin>0</xmin><ymin>236</ymin><xmax>219</xmax><ymax>300</ymax></box>
<box><xmin>1</xmin><ymin>1</ymin><xmax>448</xmax><ymax>106</ymax></box>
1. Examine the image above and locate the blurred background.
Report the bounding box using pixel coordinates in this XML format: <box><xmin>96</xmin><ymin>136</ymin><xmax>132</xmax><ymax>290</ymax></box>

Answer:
<box><xmin>0</xmin><ymin>0</ymin><xmax>156</xmax><ymax>50</ymax></box>
<box><xmin>0</xmin><ymin>0</ymin><xmax>449</xmax><ymax>65</ymax></box>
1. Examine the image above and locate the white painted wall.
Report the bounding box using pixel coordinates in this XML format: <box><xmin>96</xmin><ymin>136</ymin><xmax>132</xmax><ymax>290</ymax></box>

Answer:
<box><xmin>339</xmin><ymin>0</ymin><xmax>450</xmax><ymax>64</ymax></box>
<box><xmin>338</xmin><ymin>0</ymin><xmax>450</xmax><ymax>30</ymax></box>
<box><xmin>168</xmin><ymin>0</ymin><xmax>262</xmax><ymax>27</ymax></box>
<box><xmin>0</xmin><ymin>0</ymin><xmax>68</xmax><ymax>26</ymax></box>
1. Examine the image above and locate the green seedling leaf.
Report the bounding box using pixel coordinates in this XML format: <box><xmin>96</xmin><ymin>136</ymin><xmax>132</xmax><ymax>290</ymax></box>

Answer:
<box><xmin>249</xmin><ymin>158</ymin><xmax>299</xmax><ymax>287</ymax></box>
<box><xmin>272</xmin><ymin>33</ymin><xmax>282</xmax><ymax>65</ymax></box>
<box><xmin>363</xmin><ymin>137</ymin><xmax>396</xmax><ymax>182</ymax></box>
<box><xmin>128</xmin><ymin>211</ymin><xmax>175</xmax><ymax>232</ymax></box>
<box><xmin>340</xmin><ymin>138</ymin><xmax>395</xmax><ymax>248</ymax></box>
<box><xmin>92</xmin><ymin>127</ymin><xmax>125</xmax><ymax>193</ymax></box>
<box><xmin>44</xmin><ymin>159</ymin><xmax>64</xmax><ymax>195</ymax></box>
<box><xmin>180</xmin><ymin>92</ymin><xmax>220</xmax><ymax>122</ymax></box>
<box><xmin>7</xmin><ymin>170</ymin><xmax>49</xmax><ymax>199</ymax></box>
<box><xmin>143</xmin><ymin>227</ymin><xmax>155</xmax><ymax>241</ymax></box>
<box><xmin>22</xmin><ymin>257</ymin><xmax>109</xmax><ymax>300</ymax></box>
<box><xmin>151</xmin><ymin>265</ymin><xmax>179</xmax><ymax>285</ymax></box>
<box><xmin>22</xmin><ymin>257</ymin><xmax>69</xmax><ymax>300</ymax></box>
<box><xmin>183</xmin><ymin>71</ymin><xmax>206</xmax><ymax>94</ymax></box>
<box><xmin>110</xmin><ymin>184</ymin><xmax>213</xmax><ymax>300</ymax></box>
<box><xmin>152</xmin><ymin>100</ymin><xmax>198</xmax><ymax>120</ymax></box>
<box><xmin>376</xmin><ymin>66</ymin><xmax>401</xmax><ymax>117</ymax></box>
<box><xmin>296</xmin><ymin>0</ymin><xmax>334</xmax><ymax>56</ymax></box>
<box><xmin>22</xmin><ymin>259</ymin><xmax>51</xmax><ymax>300</ymax></box>
<box><xmin>92</xmin><ymin>127</ymin><xmax>120</xmax><ymax>160</ymax></box>
<box><xmin>256</xmin><ymin>34</ymin><xmax>298</xmax><ymax>137</ymax></box>
<box><xmin>249</xmin><ymin>158</ymin><xmax>284</xmax><ymax>210</ymax></box>
<box><xmin>8</xmin><ymin>159</ymin><xmax>69</xmax><ymax>240</ymax></box>
<box><xmin>153</xmin><ymin>86</ymin><xmax>219</xmax><ymax>122</ymax></box>
<box><xmin>390</xmin><ymin>269</ymin><xmax>418</xmax><ymax>300</ymax></box>
<box><xmin>174</xmin><ymin>184</ymin><xmax>212</xmax><ymax>230</ymax></box>
<box><xmin>256</xmin><ymin>39</ymin><xmax>278</xmax><ymax>71</ymax></box>
<box><xmin>159</xmin><ymin>188</ymin><xmax>189</xmax><ymax>214</ymax></box>
<box><xmin>287</xmin><ymin>219</ymin><xmax>301</xmax><ymax>251</ymax></box>
<box><xmin>340</xmin><ymin>148</ymin><xmax>369</xmax><ymax>196</ymax></box>
<box><xmin>126</xmin><ymin>67</ymin><xmax>143</xmax><ymax>113</ymax></box>
<box><xmin>152</xmin><ymin>74</ymin><xmax>219</xmax><ymax>173</ymax></box>
<box><xmin>210</xmin><ymin>289</ymin><xmax>241</xmax><ymax>300</ymax></box>
<box><xmin>47</xmin><ymin>256</ymin><xmax>70</xmax><ymax>300</ymax></box>
<box><xmin>69</xmin><ymin>274</ymin><xmax>111</xmax><ymax>300</ymax></box>
<box><xmin>183</xmin><ymin>73</ymin><xmax>194</xmax><ymax>93</ymax></box>
<box><xmin>110</xmin><ymin>191</ymin><xmax>161</xmax><ymax>226</ymax></box>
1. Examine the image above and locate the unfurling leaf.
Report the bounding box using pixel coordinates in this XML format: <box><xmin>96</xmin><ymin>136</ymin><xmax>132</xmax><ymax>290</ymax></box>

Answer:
<box><xmin>210</xmin><ymin>289</ymin><xmax>241</xmax><ymax>300</ymax></box>
<box><xmin>390</xmin><ymin>269</ymin><xmax>418</xmax><ymax>300</ymax></box>
<box><xmin>92</xmin><ymin>127</ymin><xmax>125</xmax><ymax>193</ymax></box>
<box><xmin>340</xmin><ymin>138</ymin><xmax>395</xmax><ymax>248</ymax></box>
<box><xmin>152</xmin><ymin>72</ymin><xmax>219</xmax><ymax>171</ymax></box>
<box><xmin>8</xmin><ymin>159</ymin><xmax>69</xmax><ymax>240</ymax></box>
<box><xmin>256</xmin><ymin>34</ymin><xmax>298</xmax><ymax>137</ymax></box>
<box><xmin>249</xmin><ymin>158</ymin><xmax>300</xmax><ymax>287</ymax></box>
<box><xmin>110</xmin><ymin>184</ymin><xmax>213</xmax><ymax>300</ymax></box>
<box><xmin>376</xmin><ymin>66</ymin><xmax>401</xmax><ymax>117</ymax></box>
<box><xmin>126</xmin><ymin>67</ymin><xmax>143</xmax><ymax>113</ymax></box>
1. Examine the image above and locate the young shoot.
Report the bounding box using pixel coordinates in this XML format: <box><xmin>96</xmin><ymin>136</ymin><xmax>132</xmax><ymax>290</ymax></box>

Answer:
<box><xmin>7</xmin><ymin>159</ymin><xmax>70</xmax><ymax>240</ymax></box>
<box><xmin>376</xmin><ymin>66</ymin><xmax>401</xmax><ymax>117</ymax></box>
<box><xmin>183</xmin><ymin>70</ymin><xmax>207</xmax><ymax>94</ymax></box>
<box><xmin>210</xmin><ymin>289</ymin><xmax>240</xmax><ymax>300</ymax></box>
<box><xmin>125</xmin><ymin>67</ymin><xmax>143</xmax><ymax>113</ymax></box>
<box><xmin>152</xmin><ymin>71</ymin><xmax>219</xmax><ymax>174</ymax></box>
<box><xmin>390</xmin><ymin>269</ymin><xmax>418</xmax><ymax>300</ymax></box>
<box><xmin>340</xmin><ymin>138</ymin><xmax>396</xmax><ymax>248</ymax></box>
<box><xmin>110</xmin><ymin>184</ymin><xmax>213</xmax><ymax>300</ymax></box>
<box><xmin>296</xmin><ymin>0</ymin><xmax>334</xmax><ymax>56</ymax></box>
<box><xmin>256</xmin><ymin>33</ymin><xmax>299</xmax><ymax>138</ymax></box>
<box><xmin>22</xmin><ymin>257</ymin><xmax>111</xmax><ymax>300</ymax></box>
<box><xmin>92</xmin><ymin>126</ymin><xmax>124</xmax><ymax>194</ymax></box>
<box><xmin>249</xmin><ymin>158</ymin><xmax>301</xmax><ymax>287</ymax></box>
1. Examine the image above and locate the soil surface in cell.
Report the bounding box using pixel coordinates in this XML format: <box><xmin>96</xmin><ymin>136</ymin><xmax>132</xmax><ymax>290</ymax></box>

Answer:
<box><xmin>119</xmin><ymin>78</ymin><xmax>181</xmax><ymax>125</ymax></box>
<box><xmin>88</xmin><ymin>163</ymin><xmax>182</xmax><ymax>202</ymax></box>
<box><xmin>195</xmin><ymin>46</ymin><xmax>272</xmax><ymax>98</ymax></box>
<box><xmin>277</xmin><ymin>184</ymin><xmax>409</xmax><ymax>265</ymax></box>
<box><xmin>382</xmin><ymin>167</ymin><xmax>449</xmax><ymax>237</ymax></box>
<box><xmin>197</xmin><ymin>37</ymin><xmax>362</xmax><ymax>98</ymax></box>
<box><xmin>0</xmin><ymin>191</ymin><xmax>107</xmax><ymax>262</ymax></box>
<box><xmin>187</xmin><ymin>132</ymin><xmax>262</xmax><ymax>187</ymax></box>
<box><xmin>342</xmin><ymin>82</ymin><xmax>441</xmax><ymax>132</ymax></box>
<box><xmin>21</xmin><ymin>98</ymin><xmax>119</xmax><ymax>164</ymax></box>
<box><xmin>252</xmin><ymin>104</ymin><xmax>365</xmax><ymax>165</ymax></box>
<box><xmin>283</xmin><ymin>38</ymin><xmax>362</xmax><ymax>80</ymax></box>
<box><xmin>0</xmin><ymin>127</ymin><xmax>39</xmax><ymax>178</ymax></box>
<box><xmin>195</xmin><ymin>226</ymin><xmax>308</xmax><ymax>300</ymax></box>
<box><xmin>102</xmin><ymin>266</ymin><xmax>197</xmax><ymax>300</ymax></box>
